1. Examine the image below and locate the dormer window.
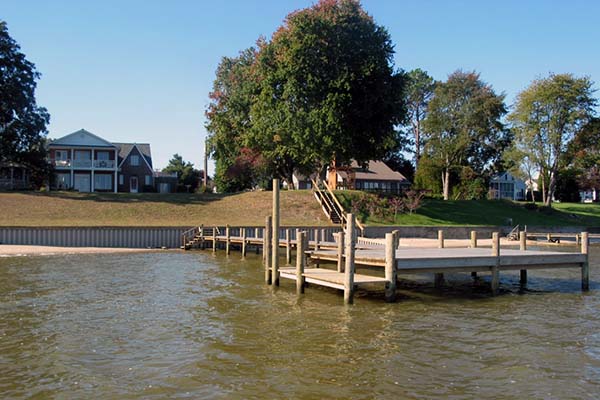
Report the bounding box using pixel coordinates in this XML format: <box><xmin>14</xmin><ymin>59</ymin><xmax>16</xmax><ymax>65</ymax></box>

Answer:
<box><xmin>130</xmin><ymin>155</ymin><xmax>140</xmax><ymax>166</ymax></box>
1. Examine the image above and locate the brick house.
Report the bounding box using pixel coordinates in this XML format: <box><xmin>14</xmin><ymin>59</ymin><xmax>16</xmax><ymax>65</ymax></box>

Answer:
<box><xmin>327</xmin><ymin>160</ymin><xmax>410</xmax><ymax>194</ymax></box>
<box><xmin>48</xmin><ymin>129</ymin><xmax>173</xmax><ymax>193</ymax></box>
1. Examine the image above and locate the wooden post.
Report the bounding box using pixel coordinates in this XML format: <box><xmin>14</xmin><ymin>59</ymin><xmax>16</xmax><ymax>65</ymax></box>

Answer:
<box><xmin>286</xmin><ymin>229</ymin><xmax>292</xmax><ymax>264</ymax></box>
<box><xmin>336</xmin><ymin>232</ymin><xmax>345</xmax><ymax>273</ymax></box>
<box><xmin>491</xmin><ymin>232</ymin><xmax>500</xmax><ymax>296</ymax></box>
<box><xmin>470</xmin><ymin>230</ymin><xmax>478</xmax><ymax>279</ymax></box>
<box><xmin>272</xmin><ymin>179</ymin><xmax>280</xmax><ymax>286</ymax></box>
<box><xmin>385</xmin><ymin>232</ymin><xmax>397</xmax><ymax>303</ymax></box>
<box><xmin>321</xmin><ymin>228</ymin><xmax>326</xmax><ymax>243</ymax></box>
<box><xmin>225</xmin><ymin>225</ymin><xmax>231</xmax><ymax>255</ymax></box>
<box><xmin>314</xmin><ymin>228</ymin><xmax>320</xmax><ymax>251</ymax></box>
<box><xmin>199</xmin><ymin>224</ymin><xmax>204</xmax><ymax>249</ymax></box>
<box><xmin>241</xmin><ymin>227</ymin><xmax>247</xmax><ymax>257</ymax></box>
<box><xmin>212</xmin><ymin>227</ymin><xmax>217</xmax><ymax>252</ymax></box>
<box><xmin>296</xmin><ymin>231</ymin><xmax>306</xmax><ymax>295</ymax></box>
<box><xmin>519</xmin><ymin>231</ymin><xmax>527</xmax><ymax>286</ymax></box>
<box><xmin>435</xmin><ymin>229</ymin><xmax>445</xmax><ymax>287</ymax></box>
<box><xmin>582</xmin><ymin>231</ymin><xmax>589</xmax><ymax>291</ymax></box>
<box><xmin>576</xmin><ymin>233</ymin><xmax>581</xmax><ymax>246</ymax></box>
<box><xmin>470</xmin><ymin>230</ymin><xmax>477</xmax><ymax>248</ymax></box>
<box><xmin>344</xmin><ymin>213</ymin><xmax>356</xmax><ymax>304</ymax></box>
<box><xmin>255</xmin><ymin>227</ymin><xmax>260</xmax><ymax>254</ymax></box>
<box><xmin>392</xmin><ymin>229</ymin><xmax>400</xmax><ymax>249</ymax></box>
<box><xmin>265</xmin><ymin>216</ymin><xmax>272</xmax><ymax>284</ymax></box>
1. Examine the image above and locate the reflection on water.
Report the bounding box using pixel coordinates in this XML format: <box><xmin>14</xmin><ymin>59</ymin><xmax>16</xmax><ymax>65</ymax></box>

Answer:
<box><xmin>0</xmin><ymin>248</ymin><xmax>599</xmax><ymax>399</ymax></box>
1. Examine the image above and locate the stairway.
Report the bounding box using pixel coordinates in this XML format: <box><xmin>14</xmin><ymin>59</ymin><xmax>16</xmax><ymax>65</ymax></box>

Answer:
<box><xmin>312</xmin><ymin>180</ymin><xmax>344</xmax><ymax>225</ymax></box>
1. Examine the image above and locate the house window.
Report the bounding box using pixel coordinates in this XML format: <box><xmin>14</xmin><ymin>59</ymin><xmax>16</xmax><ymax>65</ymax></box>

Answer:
<box><xmin>74</xmin><ymin>150</ymin><xmax>91</xmax><ymax>160</ymax></box>
<box><xmin>130</xmin><ymin>155</ymin><xmax>140</xmax><ymax>166</ymax></box>
<box><xmin>55</xmin><ymin>150</ymin><xmax>68</xmax><ymax>160</ymax></box>
<box><xmin>97</xmin><ymin>151</ymin><xmax>109</xmax><ymax>160</ymax></box>
<box><xmin>94</xmin><ymin>174</ymin><xmax>112</xmax><ymax>190</ymax></box>
<box><xmin>145</xmin><ymin>175</ymin><xmax>152</xmax><ymax>185</ymax></box>
<box><xmin>119</xmin><ymin>175</ymin><xmax>124</xmax><ymax>185</ymax></box>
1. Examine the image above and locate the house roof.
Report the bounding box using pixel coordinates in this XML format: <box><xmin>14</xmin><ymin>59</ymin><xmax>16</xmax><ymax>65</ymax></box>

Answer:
<box><xmin>338</xmin><ymin>160</ymin><xmax>409</xmax><ymax>182</ymax></box>
<box><xmin>113</xmin><ymin>143</ymin><xmax>153</xmax><ymax>169</ymax></box>
<box><xmin>49</xmin><ymin>129</ymin><xmax>117</xmax><ymax>148</ymax></box>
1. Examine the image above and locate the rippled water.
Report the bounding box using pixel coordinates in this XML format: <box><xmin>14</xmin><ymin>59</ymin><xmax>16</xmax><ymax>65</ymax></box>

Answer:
<box><xmin>0</xmin><ymin>248</ymin><xmax>599</xmax><ymax>399</ymax></box>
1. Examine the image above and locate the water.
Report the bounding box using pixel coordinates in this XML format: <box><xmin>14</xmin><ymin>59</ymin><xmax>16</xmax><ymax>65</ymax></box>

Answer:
<box><xmin>0</xmin><ymin>248</ymin><xmax>599</xmax><ymax>399</ymax></box>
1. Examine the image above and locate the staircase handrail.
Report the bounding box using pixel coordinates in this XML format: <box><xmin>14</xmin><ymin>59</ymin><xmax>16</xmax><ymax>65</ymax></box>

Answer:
<box><xmin>506</xmin><ymin>224</ymin><xmax>520</xmax><ymax>240</ymax></box>
<box><xmin>311</xmin><ymin>178</ymin><xmax>365</xmax><ymax>235</ymax></box>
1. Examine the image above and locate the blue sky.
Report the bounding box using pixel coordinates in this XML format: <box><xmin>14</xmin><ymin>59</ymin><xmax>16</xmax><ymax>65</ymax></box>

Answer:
<box><xmin>3</xmin><ymin>0</ymin><xmax>599</xmax><ymax>174</ymax></box>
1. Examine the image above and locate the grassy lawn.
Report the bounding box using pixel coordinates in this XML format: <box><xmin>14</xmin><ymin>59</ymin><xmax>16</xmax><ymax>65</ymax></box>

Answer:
<box><xmin>0</xmin><ymin>191</ymin><xmax>330</xmax><ymax>227</ymax></box>
<box><xmin>3</xmin><ymin>190</ymin><xmax>600</xmax><ymax>228</ymax></box>
<box><xmin>335</xmin><ymin>191</ymin><xmax>600</xmax><ymax>227</ymax></box>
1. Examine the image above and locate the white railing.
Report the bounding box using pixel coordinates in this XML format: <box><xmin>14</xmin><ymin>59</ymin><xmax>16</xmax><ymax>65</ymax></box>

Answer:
<box><xmin>94</xmin><ymin>160</ymin><xmax>115</xmax><ymax>169</ymax></box>
<box><xmin>72</xmin><ymin>159</ymin><xmax>92</xmax><ymax>168</ymax></box>
<box><xmin>52</xmin><ymin>159</ymin><xmax>71</xmax><ymax>168</ymax></box>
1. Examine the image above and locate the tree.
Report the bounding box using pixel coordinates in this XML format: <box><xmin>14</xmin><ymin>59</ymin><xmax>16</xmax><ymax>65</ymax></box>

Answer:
<box><xmin>404</xmin><ymin>69</ymin><xmax>436</xmax><ymax>168</ymax></box>
<box><xmin>205</xmin><ymin>0</ymin><xmax>407</xmax><ymax>191</ymax></box>
<box><xmin>508</xmin><ymin>73</ymin><xmax>596</xmax><ymax>206</ymax></box>
<box><xmin>422</xmin><ymin>71</ymin><xmax>508</xmax><ymax>200</ymax></box>
<box><xmin>0</xmin><ymin>21</ymin><xmax>50</xmax><ymax>187</ymax></box>
<box><xmin>205</xmin><ymin>47</ymin><xmax>261</xmax><ymax>192</ymax></box>
<box><xmin>162</xmin><ymin>154</ymin><xmax>201</xmax><ymax>192</ymax></box>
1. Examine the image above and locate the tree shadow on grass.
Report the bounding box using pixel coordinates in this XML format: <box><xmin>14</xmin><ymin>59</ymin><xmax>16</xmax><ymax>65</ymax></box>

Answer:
<box><xmin>32</xmin><ymin>191</ymin><xmax>230</xmax><ymax>205</ymax></box>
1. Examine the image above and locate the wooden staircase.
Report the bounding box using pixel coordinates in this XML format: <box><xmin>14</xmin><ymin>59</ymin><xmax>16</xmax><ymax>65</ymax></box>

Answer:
<box><xmin>181</xmin><ymin>226</ymin><xmax>215</xmax><ymax>250</ymax></box>
<box><xmin>312</xmin><ymin>179</ymin><xmax>364</xmax><ymax>234</ymax></box>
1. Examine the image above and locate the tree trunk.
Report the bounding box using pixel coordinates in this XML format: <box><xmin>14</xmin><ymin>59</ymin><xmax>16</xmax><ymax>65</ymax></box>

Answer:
<box><xmin>546</xmin><ymin>169</ymin><xmax>556</xmax><ymax>207</ymax></box>
<box><xmin>414</xmin><ymin>118</ymin><xmax>421</xmax><ymax>169</ymax></box>
<box><xmin>540</xmin><ymin>169</ymin><xmax>547</xmax><ymax>205</ymax></box>
<box><xmin>442</xmin><ymin>168</ymin><xmax>450</xmax><ymax>200</ymax></box>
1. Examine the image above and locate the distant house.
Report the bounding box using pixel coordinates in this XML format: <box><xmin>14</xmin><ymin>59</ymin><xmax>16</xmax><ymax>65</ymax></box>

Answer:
<box><xmin>48</xmin><ymin>129</ymin><xmax>167</xmax><ymax>193</ymax></box>
<box><xmin>154</xmin><ymin>171</ymin><xmax>178</xmax><ymax>193</ymax></box>
<box><xmin>290</xmin><ymin>172</ymin><xmax>316</xmax><ymax>190</ymax></box>
<box><xmin>0</xmin><ymin>162</ymin><xmax>30</xmax><ymax>190</ymax></box>
<box><xmin>489</xmin><ymin>172</ymin><xmax>526</xmax><ymax>201</ymax></box>
<box><xmin>327</xmin><ymin>160</ymin><xmax>410</xmax><ymax>194</ymax></box>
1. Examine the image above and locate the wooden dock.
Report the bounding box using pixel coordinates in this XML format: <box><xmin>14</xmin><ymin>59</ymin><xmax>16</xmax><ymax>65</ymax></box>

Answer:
<box><xmin>182</xmin><ymin>180</ymin><xmax>591</xmax><ymax>304</ymax></box>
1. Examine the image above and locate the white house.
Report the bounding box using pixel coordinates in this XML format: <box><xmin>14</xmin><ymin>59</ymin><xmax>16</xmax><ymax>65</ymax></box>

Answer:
<box><xmin>489</xmin><ymin>172</ymin><xmax>526</xmax><ymax>201</ymax></box>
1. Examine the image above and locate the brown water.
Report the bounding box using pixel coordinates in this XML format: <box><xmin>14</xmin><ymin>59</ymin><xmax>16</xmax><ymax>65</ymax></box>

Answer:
<box><xmin>0</xmin><ymin>248</ymin><xmax>599</xmax><ymax>399</ymax></box>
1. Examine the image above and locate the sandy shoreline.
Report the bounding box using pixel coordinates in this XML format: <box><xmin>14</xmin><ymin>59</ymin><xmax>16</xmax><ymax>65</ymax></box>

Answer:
<box><xmin>0</xmin><ymin>245</ymin><xmax>163</xmax><ymax>257</ymax></box>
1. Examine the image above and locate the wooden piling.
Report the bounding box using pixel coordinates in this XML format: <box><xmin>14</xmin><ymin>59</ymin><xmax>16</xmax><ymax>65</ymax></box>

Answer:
<box><xmin>212</xmin><ymin>227</ymin><xmax>217</xmax><ymax>252</ymax></box>
<box><xmin>199</xmin><ymin>225</ymin><xmax>204</xmax><ymax>249</ymax></box>
<box><xmin>582</xmin><ymin>231</ymin><xmax>589</xmax><ymax>291</ymax></box>
<box><xmin>314</xmin><ymin>228</ymin><xmax>320</xmax><ymax>251</ymax></box>
<box><xmin>296</xmin><ymin>231</ymin><xmax>306</xmax><ymax>295</ymax></box>
<box><xmin>385</xmin><ymin>232</ymin><xmax>397</xmax><ymax>303</ymax></box>
<box><xmin>435</xmin><ymin>230</ymin><xmax>445</xmax><ymax>287</ymax></box>
<box><xmin>241</xmin><ymin>227</ymin><xmax>247</xmax><ymax>257</ymax></box>
<box><xmin>336</xmin><ymin>232</ymin><xmax>345</xmax><ymax>273</ymax></box>
<box><xmin>344</xmin><ymin>213</ymin><xmax>356</xmax><ymax>305</ymax></box>
<box><xmin>392</xmin><ymin>229</ymin><xmax>400</xmax><ymax>249</ymax></box>
<box><xmin>470</xmin><ymin>230</ymin><xmax>477</xmax><ymax>248</ymax></box>
<box><xmin>286</xmin><ymin>229</ymin><xmax>292</xmax><ymax>264</ymax></box>
<box><xmin>225</xmin><ymin>225</ymin><xmax>231</xmax><ymax>255</ymax></box>
<box><xmin>272</xmin><ymin>179</ymin><xmax>280</xmax><ymax>286</ymax></box>
<box><xmin>519</xmin><ymin>231</ymin><xmax>527</xmax><ymax>286</ymax></box>
<box><xmin>264</xmin><ymin>216</ymin><xmax>272</xmax><ymax>284</ymax></box>
<box><xmin>491</xmin><ymin>232</ymin><xmax>500</xmax><ymax>295</ymax></box>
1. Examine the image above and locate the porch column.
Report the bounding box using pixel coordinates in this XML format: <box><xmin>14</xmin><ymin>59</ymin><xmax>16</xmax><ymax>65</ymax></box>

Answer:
<box><xmin>91</xmin><ymin>170</ymin><xmax>95</xmax><ymax>192</ymax></box>
<box><xmin>70</xmin><ymin>149</ymin><xmax>74</xmax><ymax>189</ymax></box>
<box><xmin>114</xmin><ymin>149</ymin><xmax>118</xmax><ymax>192</ymax></box>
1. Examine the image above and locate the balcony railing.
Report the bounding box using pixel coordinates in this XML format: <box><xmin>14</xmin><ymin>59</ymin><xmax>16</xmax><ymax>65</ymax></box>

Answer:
<box><xmin>51</xmin><ymin>159</ymin><xmax>116</xmax><ymax>169</ymax></box>
<box><xmin>93</xmin><ymin>160</ymin><xmax>115</xmax><ymax>169</ymax></box>
<box><xmin>52</xmin><ymin>159</ymin><xmax>71</xmax><ymax>168</ymax></box>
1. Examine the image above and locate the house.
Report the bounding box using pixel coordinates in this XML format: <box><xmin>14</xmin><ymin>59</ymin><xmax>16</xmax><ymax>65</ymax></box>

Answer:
<box><xmin>0</xmin><ymin>162</ymin><xmax>30</xmax><ymax>190</ymax></box>
<box><xmin>154</xmin><ymin>171</ymin><xmax>179</xmax><ymax>193</ymax></box>
<box><xmin>48</xmin><ymin>129</ymin><xmax>160</xmax><ymax>193</ymax></box>
<box><xmin>489</xmin><ymin>172</ymin><xmax>526</xmax><ymax>201</ymax></box>
<box><xmin>113</xmin><ymin>142</ymin><xmax>154</xmax><ymax>193</ymax></box>
<box><xmin>289</xmin><ymin>172</ymin><xmax>316</xmax><ymax>190</ymax></box>
<box><xmin>327</xmin><ymin>160</ymin><xmax>410</xmax><ymax>194</ymax></box>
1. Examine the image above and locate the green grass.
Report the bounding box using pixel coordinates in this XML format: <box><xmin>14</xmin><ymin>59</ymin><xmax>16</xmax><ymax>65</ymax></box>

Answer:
<box><xmin>3</xmin><ymin>190</ymin><xmax>600</xmax><ymax>228</ymax></box>
<box><xmin>335</xmin><ymin>191</ymin><xmax>600</xmax><ymax>227</ymax></box>
<box><xmin>0</xmin><ymin>191</ymin><xmax>331</xmax><ymax>227</ymax></box>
